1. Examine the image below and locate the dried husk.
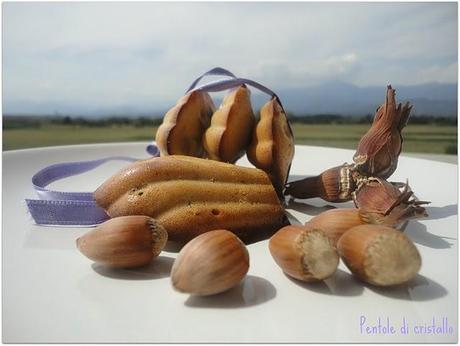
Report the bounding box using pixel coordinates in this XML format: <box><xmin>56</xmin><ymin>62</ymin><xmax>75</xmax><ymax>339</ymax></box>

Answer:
<box><xmin>353</xmin><ymin>85</ymin><xmax>412</xmax><ymax>179</ymax></box>
<box><xmin>353</xmin><ymin>178</ymin><xmax>428</xmax><ymax>226</ymax></box>
<box><xmin>284</xmin><ymin>164</ymin><xmax>357</xmax><ymax>202</ymax></box>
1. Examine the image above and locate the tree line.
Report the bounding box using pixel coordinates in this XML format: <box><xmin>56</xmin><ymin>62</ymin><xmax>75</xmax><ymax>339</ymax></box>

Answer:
<box><xmin>3</xmin><ymin>113</ymin><xmax>457</xmax><ymax>130</ymax></box>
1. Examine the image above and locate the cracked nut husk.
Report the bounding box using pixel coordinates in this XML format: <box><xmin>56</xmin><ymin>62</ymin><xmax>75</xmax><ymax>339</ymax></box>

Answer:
<box><xmin>353</xmin><ymin>177</ymin><xmax>428</xmax><ymax>226</ymax></box>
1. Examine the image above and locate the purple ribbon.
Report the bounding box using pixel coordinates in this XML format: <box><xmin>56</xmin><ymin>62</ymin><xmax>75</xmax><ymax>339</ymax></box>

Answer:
<box><xmin>186</xmin><ymin>67</ymin><xmax>284</xmax><ymax>109</ymax></box>
<box><xmin>26</xmin><ymin>146</ymin><xmax>159</xmax><ymax>226</ymax></box>
<box><xmin>26</xmin><ymin>67</ymin><xmax>287</xmax><ymax>227</ymax></box>
<box><xmin>186</xmin><ymin>67</ymin><xmax>237</xmax><ymax>93</ymax></box>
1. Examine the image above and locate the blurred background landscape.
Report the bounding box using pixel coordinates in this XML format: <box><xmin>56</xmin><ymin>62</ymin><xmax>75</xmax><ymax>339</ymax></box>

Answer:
<box><xmin>3</xmin><ymin>114</ymin><xmax>457</xmax><ymax>157</ymax></box>
<box><xmin>3</xmin><ymin>2</ymin><xmax>457</xmax><ymax>159</ymax></box>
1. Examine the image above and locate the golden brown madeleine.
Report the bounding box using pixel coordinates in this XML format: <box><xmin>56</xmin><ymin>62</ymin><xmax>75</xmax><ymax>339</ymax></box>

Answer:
<box><xmin>269</xmin><ymin>225</ymin><xmax>339</xmax><ymax>282</ymax></box>
<box><xmin>203</xmin><ymin>85</ymin><xmax>255</xmax><ymax>163</ymax></box>
<box><xmin>93</xmin><ymin>155</ymin><xmax>288</xmax><ymax>243</ymax></box>
<box><xmin>76</xmin><ymin>216</ymin><xmax>168</xmax><ymax>268</ymax></box>
<box><xmin>155</xmin><ymin>90</ymin><xmax>216</xmax><ymax>157</ymax></box>
<box><xmin>285</xmin><ymin>164</ymin><xmax>356</xmax><ymax>202</ymax></box>
<box><xmin>171</xmin><ymin>230</ymin><xmax>249</xmax><ymax>296</ymax></box>
<box><xmin>247</xmin><ymin>98</ymin><xmax>295</xmax><ymax>195</ymax></box>
<box><xmin>337</xmin><ymin>225</ymin><xmax>421</xmax><ymax>286</ymax></box>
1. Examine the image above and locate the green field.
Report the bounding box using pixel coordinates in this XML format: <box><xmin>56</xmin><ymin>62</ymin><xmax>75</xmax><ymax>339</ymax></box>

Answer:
<box><xmin>3</xmin><ymin>123</ymin><xmax>457</xmax><ymax>154</ymax></box>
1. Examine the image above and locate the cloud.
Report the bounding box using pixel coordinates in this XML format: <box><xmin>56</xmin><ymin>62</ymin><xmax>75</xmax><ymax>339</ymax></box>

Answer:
<box><xmin>3</xmin><ymin>2</ymin><xmax>457</xmax><ymax>114</ymax></box>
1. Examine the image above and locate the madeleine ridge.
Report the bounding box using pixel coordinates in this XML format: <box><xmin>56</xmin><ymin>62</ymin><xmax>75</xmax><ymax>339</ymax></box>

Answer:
<box><xmin>76</xmin><ymin>216</ymin><xmax>168</xmax><ymax>268</ymax></box>
<box><xmin>203</xmin><ymin>84</ymin><xmax>255</xmax><ymax>163</ymax></box>
<box><xmin>269</xmin><ymin>225</ymin><xmax>339</xmax><ymax>282</ymax></box>
<box><xmin>155</xmin><ymin>90</ymin><xmax>216</xmax><ymax>158</ymax></box>
<box><xmin>171</xmin><ymin>230</ymin><xmax>250</xmax><ymax>296</ymax></box>
<box><xmin>247</xmin><ymin>98</ymin><xmax>295</xmax><ymax>195</ymax></box>
<box><xmin>337</xmin><ymin>225</ymin><xmax>421</xmax><ymax>286</ymax></box>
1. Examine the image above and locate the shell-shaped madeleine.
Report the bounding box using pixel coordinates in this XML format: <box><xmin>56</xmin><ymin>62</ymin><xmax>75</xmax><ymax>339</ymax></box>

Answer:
<box><xmin>93</xmin><ymin>155</ymin><xmax>288</xmax><ymax>243</ymax></box>
<box><xmin>203</xmin><ymin>85</ymin><xmax>255</xmax><ymax>163</ymax></box>
<box><xmin>171</xmin><ymin>230</ymin><xmax>249</xmax><ymax>296</ymax></box>
<box><xmin>247</xmin><ymin>98</ymin><xmax>295</xmax><ymax>195</ymax></box>
<box><xmin>155</xmin><ymin>90</ymin><xmax>216</xmax><ymax>157</ymax></box>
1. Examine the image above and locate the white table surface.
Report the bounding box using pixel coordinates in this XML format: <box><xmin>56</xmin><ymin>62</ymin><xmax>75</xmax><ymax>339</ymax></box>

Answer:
<box><xmin>3</xmin><ymin>143</ymin><xmax>458</xmax><ymax>343</ymax></box>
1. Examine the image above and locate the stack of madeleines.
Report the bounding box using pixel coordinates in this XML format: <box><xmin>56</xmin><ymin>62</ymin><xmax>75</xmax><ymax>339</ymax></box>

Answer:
<box><xmin>155</xmin><ymin>86</ymin><xmax>295</xmax><ymax>196</ymax></box>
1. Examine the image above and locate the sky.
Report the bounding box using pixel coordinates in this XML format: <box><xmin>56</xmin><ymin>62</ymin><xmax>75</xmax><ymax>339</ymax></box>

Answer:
<box><xmin>3</xmin><ymin>2</ymin><xmax>458</xmax><ymax>115</ymax></box>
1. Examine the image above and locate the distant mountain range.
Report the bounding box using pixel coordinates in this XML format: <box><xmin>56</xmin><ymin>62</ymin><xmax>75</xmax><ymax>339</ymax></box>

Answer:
<box><xmin>4</xmin><ymin>82</ymin><xmax>457</xmax><ymax>117</ymax></box>
<box><xmin>263</xmin><ymin>81</ymin><xmax>457</xmax><ymax>117</ymax></box>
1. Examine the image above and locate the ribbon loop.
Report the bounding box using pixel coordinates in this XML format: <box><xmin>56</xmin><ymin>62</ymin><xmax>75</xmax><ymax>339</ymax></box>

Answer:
<box><xmin>186</xmin><ymin>67</ymin><xmax>237</xmax><ymax>93</ymax></box>
<box><xmin>32</xmin><ymin>156</ymin><xmax>138</xmax><ymax>198</ymax></box>
<box><xmin>186</xmin><ymin>67</ymin><xmax>284</xmax><ymax>110</ymax></box>
<box><xmin>189</xmin><ymin>76</ymin><xmax>284</xmax><ymax>110</ymax></box>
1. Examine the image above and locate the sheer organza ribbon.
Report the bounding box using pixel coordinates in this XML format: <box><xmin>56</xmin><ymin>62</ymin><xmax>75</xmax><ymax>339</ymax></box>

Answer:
<box><xmin>26</xmin><ymin>67</ymin><xmax>282</xmax><ymax>226</ymax></box>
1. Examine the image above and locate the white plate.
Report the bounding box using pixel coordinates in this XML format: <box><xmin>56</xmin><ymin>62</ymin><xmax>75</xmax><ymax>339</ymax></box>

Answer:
<box><xmin>3</xmin><ymin>143</ymin><xmax>458</xmax><ymax>342</ymax></box>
